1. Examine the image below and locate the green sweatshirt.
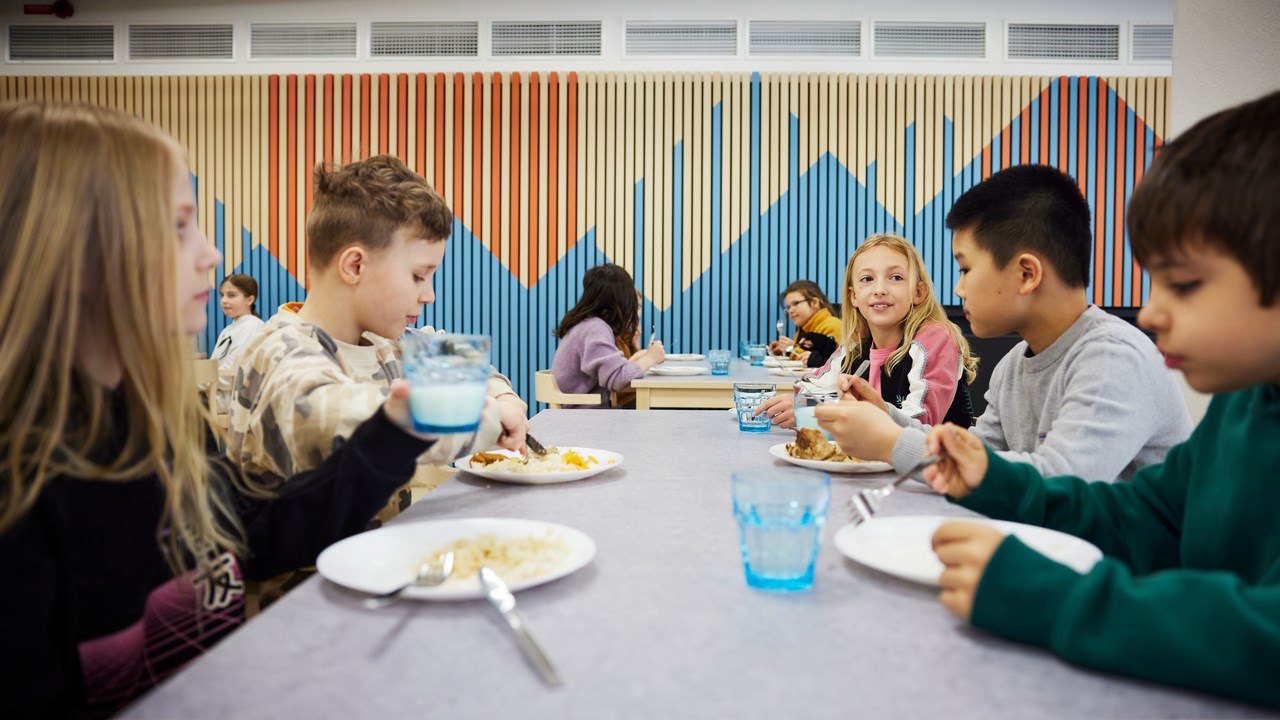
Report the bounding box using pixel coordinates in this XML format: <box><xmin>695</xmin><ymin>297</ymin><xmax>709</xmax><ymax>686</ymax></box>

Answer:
<box><xmin>957</xmin><ymin>382</ymin><xmax>1280</xmax><ymax>709</ymax></box>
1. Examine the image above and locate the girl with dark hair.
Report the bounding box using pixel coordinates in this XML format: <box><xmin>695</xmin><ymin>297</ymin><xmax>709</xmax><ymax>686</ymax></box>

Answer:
<box><xmin>213</xmin><ymin>273</ymin><xmax>265</xmax><ymax>371</ymax></box>
<box><xmin>551</xmin><ymin>264</ymin><xmax>666</xmax><ymax>408</ymax></box>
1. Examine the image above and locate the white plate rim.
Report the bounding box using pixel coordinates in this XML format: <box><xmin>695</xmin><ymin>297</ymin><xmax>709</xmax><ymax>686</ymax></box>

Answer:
<box><xmin>455</xmin><ymin>446</ymin><xmax>624</xmax><ymax>484</ymax></box>
<box><xmin>649</xmin><ymin>365</ymin><xmax>710</xmax><ymax>376</ymax></box>
<box><xmin>762</xmin><ymin>357</ymin><xmax>805</xmax><ymax>368</ymax></box>
<box><xmin>664</xmin><ymin>353</ymin><xmax>706</xmax><ymax>361</ymax></box>
<box><xmin>768</xmin><ymin>442</ymin><xmax>893</xmax><ymax>474</ymax></box>
<box><xmin>317</xmin><ymin>517</ymin><xmax>597</xmax><ymax>601</ymax></box>
<box><xmin>832</xmin><ymin>515</ymin><xmax>1103</xmax><ymax>586</ymax></box>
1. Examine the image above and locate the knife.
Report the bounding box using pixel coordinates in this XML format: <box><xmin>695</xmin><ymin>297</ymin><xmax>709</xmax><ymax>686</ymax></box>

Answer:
<box><xmin>478</xmin><ymin>567</ymin><xmax>562</xmax><ymax>687</ymax></box>
<box><xmin>525</xmin><ymin>433</ymin><xmax>549</xmax><ymax>458</ymax></box>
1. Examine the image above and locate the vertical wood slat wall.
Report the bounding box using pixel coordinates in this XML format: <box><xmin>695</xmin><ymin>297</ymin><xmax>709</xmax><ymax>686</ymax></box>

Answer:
<box><xmin>0</xmin><ymin>72</ymin><xmax>1169</xmax><ymax>410</ymax></box>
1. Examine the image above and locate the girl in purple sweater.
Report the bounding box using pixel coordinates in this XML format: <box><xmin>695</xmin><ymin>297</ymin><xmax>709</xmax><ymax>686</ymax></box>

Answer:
<box><xmin>551</xmin><ymin>265</ymin><xmax>666</xmax><ymax>408</ymax></box>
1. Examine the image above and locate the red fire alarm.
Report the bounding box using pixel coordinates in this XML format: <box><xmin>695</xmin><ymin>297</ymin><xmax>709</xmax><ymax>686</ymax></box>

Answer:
<box><xmin>23</xmin><ymin>2</ymin><xmax>75</xmax><ymax>19</ymax></box>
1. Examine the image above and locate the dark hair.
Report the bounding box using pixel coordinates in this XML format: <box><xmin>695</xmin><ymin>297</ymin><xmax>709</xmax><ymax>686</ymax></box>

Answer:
<box><xmin>554</xmin><ymin>265</ymin><xmax>640</xmax><ymax>349</ymax></box>
<box><xmin>306</xmin><ymin>154</ymin><xmax>453</xmax><ymax>269</ymax></box>
<box><xmin>1129</xmin><ymin>91</ymin><xmax>1280</xmax><ymax>306</ymax></box>
<box><xmin>220</xmin><ymin>273</ymin><xmax>260</xmax><ymax>317</ymax></box>
<box><xmin>778</xmin><ymin>280</ymin><xmax>835</xmax><ymax>315</ymax></box>
<box><xmin>945</xmin><ymin>164</ymin><xmax>1092</xmax><ymax>288</ymax></box>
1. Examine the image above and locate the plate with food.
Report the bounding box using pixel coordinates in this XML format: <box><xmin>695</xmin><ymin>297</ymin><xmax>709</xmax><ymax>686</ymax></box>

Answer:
<box><xmin>832</xmin><ymin>515</ymin><xmax>1102</xmax><ymax>586</ymax></box>
<box><xmin>649</xmin><ymin>365</ymin><xmax>709</xmax><ymax>376</ymax></box>
<box><xmin>317</xmin><ymin>517</ymin><xmax>596</xmax><ymax>601</ymax></box>
<box><xmin>664</xmin><ymin>353</ymin><xmax>706</xmax><ymax>361</ymax></box>
<box><xmin>769</xmin><ymin>429</ymin><xmax>893</xmax><ymax>473</ymax></box>
<box><xmin>456</xmin><ymin>446</ymin><xmax>623</xmax><ymax>484</ymax></box>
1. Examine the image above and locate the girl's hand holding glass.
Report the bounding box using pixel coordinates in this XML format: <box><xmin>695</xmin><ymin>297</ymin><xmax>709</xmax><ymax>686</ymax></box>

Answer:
<box><xmin>921</xmin><ymin>424</ymin><xmax>989</xmax><ymax>498</ymax></box>
<box><xmin>752</xmin><ymin>393</ymin><xmax>796</xmax><ymax>428</ymax></box>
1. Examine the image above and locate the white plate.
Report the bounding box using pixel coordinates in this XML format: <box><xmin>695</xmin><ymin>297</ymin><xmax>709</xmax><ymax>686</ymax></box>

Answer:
<box><xmin>833</xmin><ymin>515</ymin><xmax>1103</xmax><ymax>586</ymax></box>
<box><xmin>763</xmin><ymin>357</ymin><xmax>805</xmax><ymax>368</ymax></box>
<box><xmin>649</xmin><ymin>365</ymin><xmax>709</xmax><ymax>376</ymax></box>
<box><xmin>768</xmin><ymin>367</ymin><xmax>808</xmax><ymax>377</ymax></box>
<box><xmin>455</xmin><ymin>446</ymin><xmax>623</xmax><ymax>484</ymax></box>
<box><xmin>768</xmin><ymin>442</ymin><xmax>893</xmax><ymax>474</ymax></box>
<box><xmin>317</xmin><ymin>517</ymin><xmax>596</xmax><ymax>601</ymax></box>
<box><xmin>664</xmin><ymin>353</ymin><xmax>705</xmax><ymax>361</ymax></box>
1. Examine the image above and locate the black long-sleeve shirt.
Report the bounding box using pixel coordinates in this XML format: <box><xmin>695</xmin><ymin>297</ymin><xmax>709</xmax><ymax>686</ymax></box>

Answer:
<box><xmin>0</xmin><ymin>405</ymin><xmax>432</xmax><ymax>718</ymax></box>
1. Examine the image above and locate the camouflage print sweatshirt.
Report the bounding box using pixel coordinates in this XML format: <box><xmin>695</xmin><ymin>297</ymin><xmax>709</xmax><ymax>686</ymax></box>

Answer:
<box><xmin>226</xmin><ymin>303</ymin><xmax>510</xmax><ymax>482</ymax></box>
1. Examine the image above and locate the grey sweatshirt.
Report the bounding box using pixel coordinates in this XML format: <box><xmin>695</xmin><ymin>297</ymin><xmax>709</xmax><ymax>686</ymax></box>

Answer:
<box><xmin>890</xmin><ymin>306</ymin><xmax>1193</xmax><ymax>482</ymax></box>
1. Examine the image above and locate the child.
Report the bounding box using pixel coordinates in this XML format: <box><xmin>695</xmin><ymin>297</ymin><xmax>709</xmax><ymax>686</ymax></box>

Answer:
<box><xmin>0</xmin><ymin>102</ymin><xmax>436</xmax><ymax>717</ymax></box>
<box><xmin>227</xmin><ymin>156</ymin><xmax>528</xmax><ymax>497</ymax></box>
<box><xmin>757</xmin><ymin>234</ymin><xmax>977</xmax><ymax>428</ymax></box>
<box><xmin>819</xmin><ymin>166</ymin><xmax>1191</xmax><ymax>481</ymax></box>
<box><xmin>918</xmin><ymin>90</ymin><xmax>1280</xmax><ymax>709</ymax></box>
<box><xmin>211</xmin><ymin>273</ymin><xmax>265</xmax><ymax>410</ymax></box>
<box><xmin>768</xmin><ymin>279</ymin><xmax>842</xmax><ymax>368</ymax></box>
<box><xmin>551</xmin><ymin>264</ymin><xmax>666</xmax><ymax>408</ymax></box>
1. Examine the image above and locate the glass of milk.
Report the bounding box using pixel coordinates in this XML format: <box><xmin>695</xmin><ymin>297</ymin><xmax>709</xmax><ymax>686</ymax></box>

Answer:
<box><xmin>400</xmin><ymin>333</ymin><xmax>491</xmax><ymax>434</ymax></box>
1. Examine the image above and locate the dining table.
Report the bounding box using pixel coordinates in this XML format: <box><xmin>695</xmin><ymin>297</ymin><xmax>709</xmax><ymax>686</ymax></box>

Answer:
<box><xmin>123</xmin><ymin>409</ymin><xmax>1267</xmax><ymax>719</ymax></box>
<box><xmin>630</xmin><ymin>356</ymin><xmax>803</xmax><ymax>409</ymax></box>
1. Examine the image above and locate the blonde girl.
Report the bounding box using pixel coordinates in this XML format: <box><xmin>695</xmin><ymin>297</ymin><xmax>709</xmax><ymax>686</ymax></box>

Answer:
<box><xmin>756</xmin><ymin>234</ymin><xmax>977</xmax><ymax>428</ymax></box>
<box><xmin>0</xmin><ymin>102</ymin><xmax>432</xmax><ymax>717</ymax></box>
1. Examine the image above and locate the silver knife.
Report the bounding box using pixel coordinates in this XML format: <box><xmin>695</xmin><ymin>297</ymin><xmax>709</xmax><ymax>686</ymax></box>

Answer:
<box><xmin>525</xmin><ymin>433</ymin><xmax>549</xmax><ymax>458</ymax></box>
<box><xmin>477</xmin><ymin>567</ymin><xmax>562</xmax><ymax>687</ymax></box>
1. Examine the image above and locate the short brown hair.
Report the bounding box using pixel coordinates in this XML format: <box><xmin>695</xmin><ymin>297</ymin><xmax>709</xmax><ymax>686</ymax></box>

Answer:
<box><xmin>306</xmin><ymin>154</ymin><xmax>453</xmax><ymax>268</ymax></box>
<box><xmin>1128</xmin><ymin>90</ymin><xmax>1280</xmax><ymax>305</ymax></box>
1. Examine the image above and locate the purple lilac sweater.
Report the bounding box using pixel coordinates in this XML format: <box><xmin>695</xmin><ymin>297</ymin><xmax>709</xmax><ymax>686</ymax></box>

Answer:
<box><xmin>551</xmin><ymin>317</ymin><xmax>645</xmax><ymax>408</ymax></box>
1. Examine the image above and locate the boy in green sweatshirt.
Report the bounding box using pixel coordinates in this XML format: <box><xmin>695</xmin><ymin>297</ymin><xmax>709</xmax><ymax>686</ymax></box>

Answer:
<box><xmin>919</xmin><ymin>90</ymin><xmax>1280</xmax><ymax>709</ymax></box>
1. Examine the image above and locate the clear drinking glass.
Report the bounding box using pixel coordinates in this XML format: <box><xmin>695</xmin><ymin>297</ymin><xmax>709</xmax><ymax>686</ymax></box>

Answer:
<box><xmin>732</xmin><ymin>467</ymin><xmax>831</xmax><ymax>591</ymax></box>
<box><xmin>707</xmin><ymin>349</ymin><xmax>732</xmax><ymax>375</ymax></box>
<box><xmin>794</xmin><ymin>391</ymin><xmax>840</xmax><ymax>440</ymax></box>
<box><xmin>745</xmin><ymin>343</ymin><xmax>768</xmax><ymax>366</ymax></box>
<box><xmin>734</xmin><ymin>382</ymin><xmax>775</xmax><ymax>432</ymax></box>
<box><xmin>400</xmin><ymin>333</ymin><xmax>491</xmax><ymax>433</ymax></box>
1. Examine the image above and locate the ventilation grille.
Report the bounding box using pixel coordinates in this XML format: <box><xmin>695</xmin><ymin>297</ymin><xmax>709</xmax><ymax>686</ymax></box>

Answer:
<box><xmin>749</xmin><ymin>20</ymin><xmax>860</xmax><ymax>57</ymax></box>
<box><xmin>1131</xmin><ymin>24</ymin><xmax>1172</xmax><ymax>62</ymax></box>
<box><xmin>370</xmin><ymin>21</ymin><xmax>477</xmax><ymax>57</ymax></box>
<box><xmin>625</xmin><ymin>21</ymin><xmax>737</xmax><ymax>56</ymax></box>
<box><xmin>873</xmin><ymin>22</ymin><xmax>985</xmax><ymax>58</ymax></box>
<box><xmin>1008</xmin><ymin>23</ymin><xmax>1119</xmax><ymax>61</ymax></box>
<box><xmin>129</xmin><ymin>24</ymin><xmax>233</xmax><ymax>60</ymax></box>
<box><xmin>250</xmin><ymin>23</ymin><xmax>357</xmax><ymax>59</ymax></box>
<box><xmin>491</xmin><ymin>21</ymin><xmax>601</xmax><ymax>56</ymax></box>
<box><xmin>8</xmin><ymin>24</ymin><xmax>115</xmax><ymax>61</ymax></box>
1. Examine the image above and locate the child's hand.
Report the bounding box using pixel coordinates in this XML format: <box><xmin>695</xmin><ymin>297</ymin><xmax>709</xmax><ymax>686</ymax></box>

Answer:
<box><xmin>838</xmin><ymin>375</ymin><xmax>889</xmax><ymax>413</ymax></box>
<box><xmin>648</xmin><ymin>340</ymin><xmax>666</xmax><ymax>365</ymax></box>
<box><xmin>813</xmin><ymin>401</ymin><xmax>901</xmax><ymax>462</ymax></box>
<box><xmin>931</xmin><ymin>522</ymin><xmax>1005</xmax><ymax>621</ymax></box>
<box><xmin>493</xmin><ymin>394</ymin><xmax>529</xmax><ymax>452</ymax></box>
<box><xmin>381</xmin><ymin>379</ymin><xmax>436</xmax><ymax>440</ymax></box>
<box><xmin>752</xmin><ymin>393</ymin><xmax>795</xmax><ymax>427</ymax></box>
<box><xmin>921</xmin><ymin>424</ymin><xmax>988</xmax><ymax>498</ymax></box>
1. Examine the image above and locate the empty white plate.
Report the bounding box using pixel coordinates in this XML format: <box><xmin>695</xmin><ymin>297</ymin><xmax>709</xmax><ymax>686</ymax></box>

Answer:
<box><xmin>833</xmin><ymin>515</ymin><xmax>1102</xmax><ymax>586</ymax></box>
<box><xmin>649</xmin><ymin>365</ymin><xmax>709</xmax><ymax>376</ymax></box>
<box><xmin>664</xmin><ymin>353</ymin><xmax>706</xmax><ymax>361</ymax></box>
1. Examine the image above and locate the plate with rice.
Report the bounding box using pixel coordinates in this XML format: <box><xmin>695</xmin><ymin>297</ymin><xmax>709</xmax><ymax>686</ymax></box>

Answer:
<box><xmin>456</xmin><ymin>446</ymin><xmax>624</xmax><ymax>484</ymax></box>
<box><xmin>317</xmin><ymin>517</ymin><xmax>596</xmax><ymax>601</ymax></box>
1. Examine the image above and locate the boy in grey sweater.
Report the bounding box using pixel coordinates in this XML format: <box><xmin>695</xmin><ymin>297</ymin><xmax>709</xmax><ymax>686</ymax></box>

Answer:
<box><xmin>818</xmin><ymin>165</ymin><xmax>1191</xmax><ymax>482</ymax></box>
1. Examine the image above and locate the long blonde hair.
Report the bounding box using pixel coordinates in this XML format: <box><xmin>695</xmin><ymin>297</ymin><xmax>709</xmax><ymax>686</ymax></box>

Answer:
<box><xmin>0</xmin><ymin>102</ymin><xmax>244</xmax><ymax>575</ymax></box>
<box><xmin>840</xmin><ymin>234</ymin><xmax>979</xmax><ymax>383</ymax></box>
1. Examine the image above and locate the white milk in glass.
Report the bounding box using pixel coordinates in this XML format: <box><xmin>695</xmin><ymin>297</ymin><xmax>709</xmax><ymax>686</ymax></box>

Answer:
<box><xmin>409</xmin><ymin>381</ymin><xmax>488</xmax><ymax>433</ymax></box>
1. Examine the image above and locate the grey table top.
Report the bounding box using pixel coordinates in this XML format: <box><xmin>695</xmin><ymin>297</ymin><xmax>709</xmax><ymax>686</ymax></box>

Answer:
<box><xmin>124</xmin><ymin>410</ymin><xmax>1267</xmax><ymax>719</ymax></box>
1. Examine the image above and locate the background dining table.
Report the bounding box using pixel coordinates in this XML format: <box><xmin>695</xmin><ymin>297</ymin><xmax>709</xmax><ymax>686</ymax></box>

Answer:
<box><xmin>123</xmin><ymin>410</ymin><xmax>1268</xmax><ymax>719</ymax></box>
<box><xmin>630</xmin><ymin>357</ymin><xmax>801</xmax><ymax>409</ymax></box>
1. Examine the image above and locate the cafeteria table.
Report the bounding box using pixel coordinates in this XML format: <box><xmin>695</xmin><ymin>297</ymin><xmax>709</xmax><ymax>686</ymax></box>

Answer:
<box><xmin>631</xmin><ymin>357</ymin><xmax>800</xmax><ymax>409</ymax></box>
<box><xmin>123</xmin><ymin>410</ymin><xmax>1267</xmax><ymax>719</ymax></box>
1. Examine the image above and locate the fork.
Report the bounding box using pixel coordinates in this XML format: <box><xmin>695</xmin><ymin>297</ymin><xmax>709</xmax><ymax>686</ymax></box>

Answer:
<box><xmin>847</xmin><ymin>455</ymin><xmax>941</xmax><ymax>525</ymax></box>
<box><xmin>362</xmin><ymin>551</ymin><xmax>455</xmax><ymax>609</ymax></box>
<box><xmin>776</xmin><ymin>319</ymin><xmax>786</xmax><ymax>339</ymax></box>
<box><xmin>525</xmin><ymin>433</ymin><xmax>549</xmax><ymax>458</ymax></box>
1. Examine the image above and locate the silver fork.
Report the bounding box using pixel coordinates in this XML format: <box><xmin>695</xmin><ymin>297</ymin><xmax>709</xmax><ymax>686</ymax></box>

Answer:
<box><xmin>847</xmin><ymin>455</ymin><xmax>941</xmax><ymax>525</ymax></box>
<box><xmin>776</xmin><ymin>319</ymin><xmax>786</xmax><ymax>339</ymax></box>
<box><xmin>362</xmin><ymin>551</ymin><xmax>455</xmax><ymax>609</ymax></box>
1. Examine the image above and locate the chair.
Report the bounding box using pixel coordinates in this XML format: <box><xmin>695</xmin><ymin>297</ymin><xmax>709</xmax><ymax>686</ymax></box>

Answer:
<box><xmin>192</xmin><ymin>358</ymin><xmax>229</xmax><ymax>432</ymax></box>
<box><xmin>534</xmin><ymin>369</ymin><xmax>603</xmax><ymax>409</ymax></box>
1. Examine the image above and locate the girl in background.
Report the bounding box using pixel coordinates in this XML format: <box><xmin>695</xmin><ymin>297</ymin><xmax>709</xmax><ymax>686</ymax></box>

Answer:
<box><xmin>0</xmin><ymin>102</ymin><xmax>434</xmax><ymax>717</ymax></box>
<box><xmin>768</xmin><ymin>279</ymin><xmax>842</xmax><ymax>368</ymax></box>
<box><xmin>757</xmin><ymin>234</ymin><xmax>978</xmax><ymax>428</ymax></box>
<box><xmin>552</xmin><ymin>264</ymin><xmax>665</xmax><ymax>408</ymax></box>
<box><xmin>212</xmin><ymin>273</ymin><xmax>265</xmax><ymax>371</ymax></box>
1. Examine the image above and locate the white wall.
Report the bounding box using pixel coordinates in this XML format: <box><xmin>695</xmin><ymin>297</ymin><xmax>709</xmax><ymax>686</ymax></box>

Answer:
<box><xmin>1</xmin><ymin>0</ymin><xmax>1172</xmax><ymax>76</ymax></box>
<box><xmin>1171</xmin><ymin>0</ymin><xmax>1280</xmax><ymax>133</ymax></box>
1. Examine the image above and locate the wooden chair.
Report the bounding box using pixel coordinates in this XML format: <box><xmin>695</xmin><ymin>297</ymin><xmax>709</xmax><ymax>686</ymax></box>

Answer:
<box><xmin>534</xmin><ymin>369</ymin><xmax>602</xmax><ymax>409</ymax></box>
<box><xmin>192</xmin><ymin>358</ymin><xmax>229</xmax><ymax>432</ymax></box>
